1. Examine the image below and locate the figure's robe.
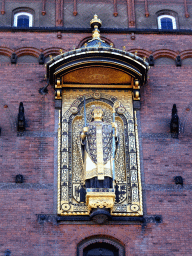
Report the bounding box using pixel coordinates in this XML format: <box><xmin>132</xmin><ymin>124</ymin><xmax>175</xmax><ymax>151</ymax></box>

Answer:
<box><xmin>82</xmin><ymin>121</ymin><xmax>114</xmax><ymax>188</ymax></box>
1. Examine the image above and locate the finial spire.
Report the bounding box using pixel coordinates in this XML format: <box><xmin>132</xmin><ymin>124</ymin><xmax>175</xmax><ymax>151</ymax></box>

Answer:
<box><xmin>90</xmin><ymin>14</ymin><xmax>102</xmax><ymax>28</ymax></box>
<box><xmin>83</xmin><ymin>15</ymin><xmax>109</xmax><ymax>48</ymax></box>
<box><xmin>90</xmin><ymin>14</ymin><xmax>102</xmax><ymax>40</ymax></box>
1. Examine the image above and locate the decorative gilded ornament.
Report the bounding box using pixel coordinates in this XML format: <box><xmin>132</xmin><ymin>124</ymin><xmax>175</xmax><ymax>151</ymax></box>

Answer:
<box><xmin>117</xmin><ymin>107</ymin><xmax>125</xmax><ymax>114</ymax></box>
<box><xmin>90</xmin><ymin>14</ymin><xmax>102</xmax><ymax>28</ymax></box>
<box><xmin>86</xmin><ymin>192</ymin><xmax>115</xmax><ymax>213</ymax></box>
<box><xmin>57</xmin><ymin>90</ymin><xmax>143</xmax><ymax>217</ymax></box>
<box><xmin>70</xmin><ymin>106</ymin><xmax>78</xmax><ymax>114</ymax></box>
<box><xmin>93</xmin><ymin>92</ymin><xmax>101</xmax><ymax>99</ymax></box>
<box><xmin>62</xmin><ymin>203</ymin><xmax>71</xmax><ymax>211</ymax></box>
<box><xmin>130</xmin><ymin>204</ymin><xmax>139</xmax><ymax>212</ymax></box>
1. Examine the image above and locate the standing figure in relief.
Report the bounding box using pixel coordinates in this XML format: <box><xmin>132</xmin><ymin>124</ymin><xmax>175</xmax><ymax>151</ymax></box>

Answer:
<box><xmin>81</xmin><ymin>107</ymin><xmax>117</xmax><ymax>189</ymax></box>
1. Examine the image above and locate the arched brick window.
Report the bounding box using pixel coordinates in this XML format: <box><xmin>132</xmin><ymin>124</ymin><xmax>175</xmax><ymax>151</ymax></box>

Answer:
<box><xmin>158</xmin><ymin>15</ymin><xmax>176</xmax><ymax>29</ymax></box>
<box><xmin>13</xmin><ymin>12</ymin><xmax>33</xmax><ymax>27</ymax></box>
<box><xmin>77</xmin><ymin>236</ymin><xmax>125</xmax><ymax>256</ymax></box>
<box><xmin>12</xmin><ymin>8</ymin><xmax>34</xmax><ymax>27</ymax></box>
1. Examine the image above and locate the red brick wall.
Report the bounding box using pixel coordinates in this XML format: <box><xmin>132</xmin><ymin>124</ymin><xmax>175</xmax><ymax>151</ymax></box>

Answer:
<box><xmin>1</xmin><ymin>0</ymin><xmax>192</xmax><ymax>28</ymax></box>
<box><xmin>0</xmin><ymin>31</ymin><xmax>192</xmax><ymax>255</ymax></box>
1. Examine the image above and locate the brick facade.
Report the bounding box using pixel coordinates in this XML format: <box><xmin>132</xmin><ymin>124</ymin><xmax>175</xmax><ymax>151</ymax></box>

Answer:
<box><xmin>0</xmin><ymin>1</ymin><xmax>192</xmax><ymax>255</ymax></box>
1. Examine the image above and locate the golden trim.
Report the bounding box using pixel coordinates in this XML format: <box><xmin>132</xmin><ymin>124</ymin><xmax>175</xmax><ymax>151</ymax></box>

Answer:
<box><xmin>55</xmin><ymin>90</ymin><xmax>62</xmax><ymax>100</ymax></box>
<box><xmin>54</xmin><ymin>60</ymin><xmax>142</xmax><ymax>78</ymax></box>
<box><xmin>133</xmin><ymin>79</ymin><xmax>140</xmax><ymax>89</ymax></box>
<box><xmin>55</xmin><ymin>79</ymin><xmax>62</xmax><ymax>89</ymax></box>
<box><xmin>134</xmin><ymin>110</ymin><xmax>143</xmax><ymax>215</ymax></box>
<box><xmin>49</xmin><ymin>49</ymin><xmax>147</xmax><ymax>70</ymax></box>
<box><xmin>62</xmin><ymin>84</ymin><xmax>132</xmax><ymax>89</ymax></box>
<box><xmin>50</xmin><ymin>52</ymin><xmax>146</xmax><ymax>74</ymax></box>
<box><xmin>57</xmin><ymin>110</ymin><xmax>61</xmax><ymax>214</ymax></box>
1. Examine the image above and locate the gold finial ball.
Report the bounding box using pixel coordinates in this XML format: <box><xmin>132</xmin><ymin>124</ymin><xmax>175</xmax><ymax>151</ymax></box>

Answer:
<box><xmin>135</xmin><ymin>91</ymin><xmax>140</xmax><ymax>99</ymax></box>
<box><xmin>90</xmin><ymin>14</ymin><xmax>102</xmax><ymax>29</ymax></box>
<box><xmin>135</xmin><ymin>80</ymin><xmax>139</xmax><ymax>87</ymax></box>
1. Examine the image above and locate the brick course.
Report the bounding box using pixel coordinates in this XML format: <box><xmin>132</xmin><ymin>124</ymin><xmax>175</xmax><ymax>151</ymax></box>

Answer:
<box><xmin>0</xmin><ymin>1</ymin><xmax>192</xmax><ymax>255</ymax></box>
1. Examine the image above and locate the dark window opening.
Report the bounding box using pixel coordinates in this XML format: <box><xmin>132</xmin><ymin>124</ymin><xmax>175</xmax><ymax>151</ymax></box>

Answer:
<box><xmin>17</xmin><ymin>15</ymin><xmax>29</xmax><ymax>28</ymax></box>
<box><xmin>83</xmin><ymin>242</ymin><xmax>119</xmax><ymax>256</ymax></box>
<box><xmin>160</xmin><ymin>17</ymin><xmax>173</xmax><ymax>30</ymax></box>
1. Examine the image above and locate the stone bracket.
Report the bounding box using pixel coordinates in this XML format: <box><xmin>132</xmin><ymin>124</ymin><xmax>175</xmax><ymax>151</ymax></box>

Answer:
<box><xmin>37</xmin><ymin>214</ymin><xmax>162</xmax><ymax>225</ymax></box>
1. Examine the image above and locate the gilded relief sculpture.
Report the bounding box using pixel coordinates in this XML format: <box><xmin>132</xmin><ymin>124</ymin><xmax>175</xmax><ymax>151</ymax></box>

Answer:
<box><xmin>81</xmin><ymin>106</ymin><xmax>117</xmax><ymax>217</ymax></box>
<box><xmin>58</xmin><ymin>91</ymin><xmax>143</xmax><ymax>219</ymax></box>
<box><xmin>81</xmin><ymin>107</ymin><xmax>116</xmax><ymax>187</ymax></box>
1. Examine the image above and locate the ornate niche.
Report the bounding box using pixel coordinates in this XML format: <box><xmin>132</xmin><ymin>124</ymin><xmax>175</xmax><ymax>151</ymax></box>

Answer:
<box><xmin>57</xmin><ymin>90</ymin><xmax>143</xmax><ymax>217</ymax></box>
<box><xmin>46</xmin><ymin>15</ymin><xmax>149</xmax><ymax>221</ymax></box>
